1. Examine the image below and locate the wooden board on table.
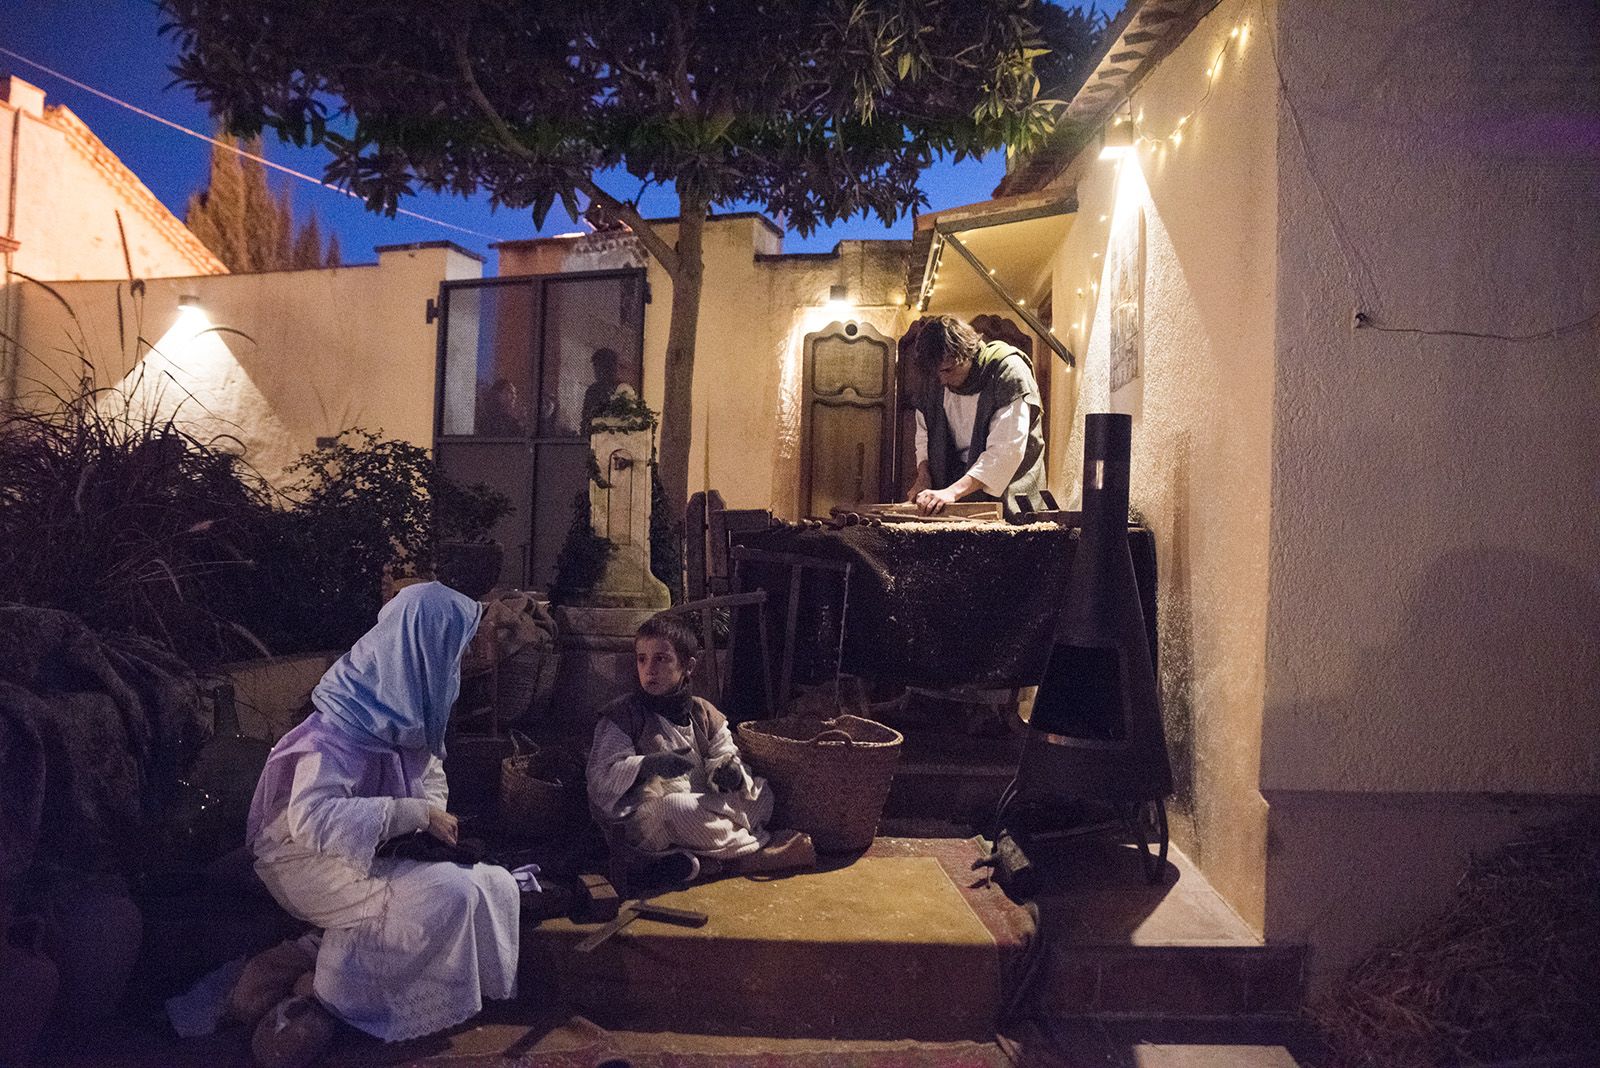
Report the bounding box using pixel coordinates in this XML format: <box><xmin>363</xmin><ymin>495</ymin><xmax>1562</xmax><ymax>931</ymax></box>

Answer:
<box><xmin>861</xmin><ymin>500</ymin><xmax>1004</xmax><ymax>522</ymax></box>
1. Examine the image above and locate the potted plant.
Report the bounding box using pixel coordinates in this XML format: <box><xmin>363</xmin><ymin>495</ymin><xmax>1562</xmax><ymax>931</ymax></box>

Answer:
<box><xmin>431</xmin><ymin>474</ymin><xmax>513</xmax><ymax>599</ymax></box>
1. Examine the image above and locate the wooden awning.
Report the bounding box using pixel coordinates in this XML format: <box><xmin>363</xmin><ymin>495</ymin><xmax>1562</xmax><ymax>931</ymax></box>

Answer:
<box><xmin>906</xmin><ymin>188</ymin><xmax>1077</xmax><ymax>366</ymax></box>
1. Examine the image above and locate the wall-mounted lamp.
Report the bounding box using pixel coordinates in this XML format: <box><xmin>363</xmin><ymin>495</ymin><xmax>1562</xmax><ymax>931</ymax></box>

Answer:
<box><xmin>1099</xmin><ymin>116</ymin><xmax>1134</xmax><ymax>161</ymax></box>
<box><xmin>178</xmin><ymin>293</ymin><xmax>201</xmax><ymax>309</ymax></box>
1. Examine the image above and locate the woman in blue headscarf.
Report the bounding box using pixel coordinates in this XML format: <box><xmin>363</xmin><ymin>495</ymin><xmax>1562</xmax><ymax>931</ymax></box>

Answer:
<box><xmin>244</xmin><ymin>582</ymin><xmax>518</xmax><ymax>1061</ymax></box>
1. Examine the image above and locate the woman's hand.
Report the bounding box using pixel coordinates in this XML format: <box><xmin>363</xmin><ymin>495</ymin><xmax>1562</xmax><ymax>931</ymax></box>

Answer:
<box><xmin>426</xmin><ymin>806</ymin><xmax>459</xmax><ymax>846</ymax></box>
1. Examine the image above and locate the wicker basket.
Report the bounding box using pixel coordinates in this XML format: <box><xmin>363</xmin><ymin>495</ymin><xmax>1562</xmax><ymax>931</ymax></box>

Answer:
<box><xmin>735</xmin><ymin>714</ymin><xmax>903</xmax><ymax>853</ymax></box>
<box><xmin>494</xmin><ymin>643</ymin><xmax>558</xmax><ymax>725</ymax></box>
<box><xmin>499</xmin><ymin>735</ymin><xmax>580</xmax><ymax>843</ymax></box>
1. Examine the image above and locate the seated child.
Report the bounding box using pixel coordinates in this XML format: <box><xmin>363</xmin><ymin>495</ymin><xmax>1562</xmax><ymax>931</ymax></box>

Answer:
<box><xmin>587</xmin><ymin>612</ymin><xmax>814</xmax><ymax>887</ymax></box>
<box><xmin>242</xmin><ymin>582</ymin><xmax>520</xmax><ymax>1066</ymax></box>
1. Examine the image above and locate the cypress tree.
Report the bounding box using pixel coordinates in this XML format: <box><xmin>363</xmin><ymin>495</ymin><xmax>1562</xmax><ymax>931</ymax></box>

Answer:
<box><xmin>274</xmin><ymin>189</ymin><xmax>295</xmax><ymax>269</ymax></box>
<box><xmin>185</xmin><ymin>134</ymin><xmax>250</xmax><ymax>270</ymax></box>
<box><xmin>324</xmin><ymin>231</ymin><xmax>342</xmax><ymax>268</ymax></box>
<box><xmin>239</xmin><ymin>136</ymin><xmax>282</xmax><ymax>271</ymax></box>
<box><xmin>292</xmin><ymin>212</ymin><xmax>324</xmax><ymax>270</ymax></box>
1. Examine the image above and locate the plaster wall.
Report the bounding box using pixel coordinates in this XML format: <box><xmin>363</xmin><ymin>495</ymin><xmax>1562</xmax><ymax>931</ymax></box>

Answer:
<box><xmin>1260</xmin><ymin>0</ymin><xmax>1600</xmax><ymax>988</ymax></box>
<box><xmin>1263</xmin><ymin>0</ymin><xmax>1599</xmax><ymax>798</ymax></box>
<box><xmin>1046</xmin><ymin>0</ymin><xmax>1280</xmax><ymax>931</ymax></box>
<box><xmin>13</xmin><ymin>244</ymin><xmax>481</xmax><ymax>483</ymax></box>
<box><xmin>0</xmin><ymin>79</ymin><xmax>222</xmax><ymax>283</ymax></box>
<box><xmin>762</xmin><ymin>241</ymin><xmax>912</xmax><ymax>519</ymax></box>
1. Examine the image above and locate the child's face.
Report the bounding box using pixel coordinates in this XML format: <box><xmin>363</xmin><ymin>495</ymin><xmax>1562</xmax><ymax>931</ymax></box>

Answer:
<box><xmin>635</xmin><ymin>635</ymin><xmax>692</xmax><ymax>696</ymax></box>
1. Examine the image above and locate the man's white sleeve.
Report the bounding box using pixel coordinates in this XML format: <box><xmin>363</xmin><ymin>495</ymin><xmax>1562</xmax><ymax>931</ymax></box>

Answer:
<box><xmin>963</xmin><ymin>397</ymin><xmax>1030</xmax><ymax>497</ymax></box>
<box><xmin>914</xmin><ymin>409</ymin><xmax>928</xmax><ymax>466</ymax></box>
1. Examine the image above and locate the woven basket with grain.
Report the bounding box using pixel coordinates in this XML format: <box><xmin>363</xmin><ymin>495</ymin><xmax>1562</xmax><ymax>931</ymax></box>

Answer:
<box><xmin>499</xmin><ymin>737</ymin><xmax>580</xmax><ymax>843</ymax></box>
<box><xmin>735</xmin><ymin>714</ymin><xmax>903</xmax><ymax>853</ymax></box>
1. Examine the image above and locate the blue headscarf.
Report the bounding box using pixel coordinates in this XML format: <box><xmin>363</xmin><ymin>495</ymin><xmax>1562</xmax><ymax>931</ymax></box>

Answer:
<box><xmin>312</xmin><ymin>581</ymin><xmax>484</xmax><ymax>759</ymax></box>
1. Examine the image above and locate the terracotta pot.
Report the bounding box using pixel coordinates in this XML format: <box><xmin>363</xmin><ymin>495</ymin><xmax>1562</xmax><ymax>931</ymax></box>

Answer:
<box><xmin>46</xmin><ymin>878</ymin><xmax>143</xmax><ymax>1022</ymax></box>
<box><xmin>0</xmin><ymin>924</ymin><xmax>59</xmax><ymax>1066</ymax></box>
<box><xmin>436</xmin><ymin>540</ymin><xmax>505</xmax><ymax>599</ymax></box>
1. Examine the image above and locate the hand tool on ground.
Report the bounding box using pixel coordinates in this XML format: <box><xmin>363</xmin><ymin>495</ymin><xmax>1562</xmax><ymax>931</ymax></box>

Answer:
<box><xmin>573</xmin><ymin>898</ymin><xmax>710</xmax><ymax>953</ymax></box>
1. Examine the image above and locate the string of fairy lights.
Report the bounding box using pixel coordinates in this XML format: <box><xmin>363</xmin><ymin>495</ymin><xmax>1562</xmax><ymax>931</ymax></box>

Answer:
<box><xmin>1061</xmin><ymin>11</ymin><xmax>1256</xmax><ymax>353</ymax></box>
<box><xmin>1062</xmin><ymin>4</ymin><xmax>1594</xmax><ymax>348</ymax></box>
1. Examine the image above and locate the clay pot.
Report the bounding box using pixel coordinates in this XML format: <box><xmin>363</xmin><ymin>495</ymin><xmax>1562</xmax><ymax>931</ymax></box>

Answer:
<box><xmin>0</xmin><ymin>923</ymin><xmax>60</xmax><ymax>1066</ymax></box>
<box><xmin>436</xmin><ymin>540</ymin><xmax>505</xmax><ymax>599</ymax></box>
<box><xmin>45</xmin><ymin>878</ymin><xmax>143</xmax><ymax>1022</ymax></box>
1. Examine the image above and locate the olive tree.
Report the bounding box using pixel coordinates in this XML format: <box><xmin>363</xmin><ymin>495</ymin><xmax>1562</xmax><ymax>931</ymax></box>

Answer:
<box><xmin>162</xmin><ymin>0</ymin><xmax>1093</xmax><ymax>528</ymax></box>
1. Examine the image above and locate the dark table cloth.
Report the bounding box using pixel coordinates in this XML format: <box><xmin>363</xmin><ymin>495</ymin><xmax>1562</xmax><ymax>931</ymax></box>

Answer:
<box><xmin>727</xmin><ymin>521</ymin><xmax>1156</xmax><ymax>705</ymax></box>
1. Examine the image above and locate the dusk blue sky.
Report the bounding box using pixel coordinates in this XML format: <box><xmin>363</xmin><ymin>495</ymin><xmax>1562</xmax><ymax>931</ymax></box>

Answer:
<box><xmin>2</xmin><ymin>0</ymin><xmax>1116</xmax><ymax>270</ymax></box>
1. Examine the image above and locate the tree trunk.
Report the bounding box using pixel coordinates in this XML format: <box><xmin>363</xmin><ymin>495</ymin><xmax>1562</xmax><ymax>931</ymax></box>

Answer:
<box><xmin>655</xmin><ymin>200</ymin><xmax>705</xmax><ymax>520</ymax></box>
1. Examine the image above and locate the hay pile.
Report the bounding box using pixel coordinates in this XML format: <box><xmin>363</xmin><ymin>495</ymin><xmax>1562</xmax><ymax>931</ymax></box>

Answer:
<box><xmin>1318</xmin><ymin>817</ymin><xmax>1600</xmax><ymax>1067</ymax></box>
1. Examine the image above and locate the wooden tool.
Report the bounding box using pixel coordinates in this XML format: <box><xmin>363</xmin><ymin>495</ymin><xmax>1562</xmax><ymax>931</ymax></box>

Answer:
<box><xmin>832</xmin><ymin>501</ymin><xmax>1004</xmax><ymax>523</ymax></box>
<box><xmin>573</xmin><ymin>898</ymin><xmax>710</xmax><ymax>954</ymax></box>
<box><xmin>574</xmin><ymin>873</ymin><xmax>621</xmax><ymax>923</ymax></box>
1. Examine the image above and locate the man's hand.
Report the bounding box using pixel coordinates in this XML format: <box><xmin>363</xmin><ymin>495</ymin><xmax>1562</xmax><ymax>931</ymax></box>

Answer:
<box><xmin>915</xmin><ymin>486</ymin><xmax>961</xmax><ymax>515</ymax></box>
<box><xmin>904</xmin><ymin>472</ymin><xmax>931</xmax><ymax>503</ymax></box>
<box><xmin>710</xmin><ymin>760</ymin><xmax>745</xmax><ymax>793</ymax></box>
<box><xmin>426</xmin><ymin>806</ymin><xmax>459</xmax><ymax>846</ymax></box>
<box><xmin>637</xmin><ymin>752</ymin><xmax>695</xmax><ymax>782</ymax></box>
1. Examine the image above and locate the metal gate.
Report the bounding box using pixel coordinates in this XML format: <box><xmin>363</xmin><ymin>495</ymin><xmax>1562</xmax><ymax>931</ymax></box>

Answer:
<box><xmin>433</xmin><ymin>269</ymin><xmax>646</xmax><ymax>590</ymax></box>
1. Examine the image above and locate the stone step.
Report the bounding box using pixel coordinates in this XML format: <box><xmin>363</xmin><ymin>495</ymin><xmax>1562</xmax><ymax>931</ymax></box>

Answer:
<box><xmin>522</xmin><ymin>844</ymin><xmax>1008</xmax><ymax>1041</ymax></box>
<box><xmin>521</xmin><ymin>837</ymin><xmax>1308</xmax><ymax>1044</ymax></box>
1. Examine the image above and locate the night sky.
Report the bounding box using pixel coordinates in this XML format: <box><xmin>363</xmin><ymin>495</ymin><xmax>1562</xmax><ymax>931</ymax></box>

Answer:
<box><xmin>2</xmin><ymin>0</ymin><xmax>1115</xmax><ymax>271</ymax></box>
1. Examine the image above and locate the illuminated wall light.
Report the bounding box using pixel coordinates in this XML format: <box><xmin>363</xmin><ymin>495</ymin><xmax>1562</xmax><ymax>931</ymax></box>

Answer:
<box><xmin>1172</xmin><ymin>131</ymin><xmax>1183</xmax><ymax>147</ymax></box>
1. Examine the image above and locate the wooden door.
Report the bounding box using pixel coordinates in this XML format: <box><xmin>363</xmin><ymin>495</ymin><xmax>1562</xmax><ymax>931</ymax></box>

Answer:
<box><xmin>800</xmin><ymin>320</ymin><xmax>895</xmax><ymax>517</ymax></box>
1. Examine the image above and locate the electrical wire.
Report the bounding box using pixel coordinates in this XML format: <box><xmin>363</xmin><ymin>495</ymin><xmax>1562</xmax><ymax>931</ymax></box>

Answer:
<box><xmin>1353</xmin><ymin>310</ymin><xmax>1600</xmax><ymax>344</ymax></box>
<box><xmin>1108</xmin><ymin>5</ymin><xmax>1597</xmax><ymax>345</ymax></box>
<box><xmin>0</xmin><ymin>45</ymin><xmax>505</xmax><ymax>242</ymax></box>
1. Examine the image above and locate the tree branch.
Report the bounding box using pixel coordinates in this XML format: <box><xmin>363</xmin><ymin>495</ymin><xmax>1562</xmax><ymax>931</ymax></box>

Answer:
<box><xmin>577</xmin><ymin>176</ymin><xmax>680</xmax><ymax>277</ymax></box>
<box><xmin>452</xmin><ymin>38</ymin><xmax>677</xmax><ymax>275</ymax></box>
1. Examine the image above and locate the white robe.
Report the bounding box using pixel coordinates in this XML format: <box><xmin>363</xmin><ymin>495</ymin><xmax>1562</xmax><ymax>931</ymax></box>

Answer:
<box><xmin>587</xmin><ymin>708</ymin><xmax>772</xmax><ymax>860</ymax></box>
<box><xmin>252</xmin><ymin>752</ymin><xmax>519</xmax><ymax>1042</ymax></box>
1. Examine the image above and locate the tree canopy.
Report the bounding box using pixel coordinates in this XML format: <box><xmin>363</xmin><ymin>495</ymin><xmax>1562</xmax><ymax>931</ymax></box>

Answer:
<box><xmin>162</xmin><ymin>0</ymin><xmax>1096</xmax><ymax>535</ymax></box>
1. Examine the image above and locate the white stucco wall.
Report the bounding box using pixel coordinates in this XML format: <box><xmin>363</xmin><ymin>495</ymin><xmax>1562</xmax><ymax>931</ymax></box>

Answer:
<box><xmin>1261</xmin><ymin>0</ymin><xmax>1600</xmax><ymax>798</ymax></box>
<box><xmin>1047</xmin><ymin>0</ymin><xmax>1281</xmax><ymax>931</ymax></box>
<box><xmin>1259</xmin><ymin>0</ymin><xmax>1600</xmax><ymax>989</ymax></box>
<box><xmin>13</xmin><ymin>243</ymin><xmax>480</xmax><ymax>483</ymax></box>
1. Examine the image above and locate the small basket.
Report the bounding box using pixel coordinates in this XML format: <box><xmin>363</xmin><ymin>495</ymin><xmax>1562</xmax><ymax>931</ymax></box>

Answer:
<box><xmin>498</xmin><ymin>733</ymin><xmax>579</xmax><ymax>843</ymax></box>
<box><xmin>735</xmin><ymin>714</ymin><xmax>903</xmax><ymax>853</ymax></box>
<box><xmin>494</xmin><ymin>644</ymin><xmax>558</xmax><ymax>725</ymax></box>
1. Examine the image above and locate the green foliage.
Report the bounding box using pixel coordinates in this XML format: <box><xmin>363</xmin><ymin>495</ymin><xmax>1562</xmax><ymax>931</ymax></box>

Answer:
<box><xmin>549</xmin><ymin>489</ymin><xmax>613</xmax><ymax>606</ymax></box>
<box><xmin>185</xmin><ymin>133</ymin><xmax>341</xmax><ymax>272</ymax></box>
<box><xmin>589</xmin><ymin>389</ymin><xmax>659</xmax><ymax>434</ymax></box>
<box><xmin>257</xmin><ymin>429</ymin><xmax>512</xmax><ymax>648</ymax></box>
<box><xmin>0</xmin><ymin>384</ymin><xmax>274</xmax><ymax>666</ymax></box>
<box><xmin>162</xmin><ymin>2</ymin><xmax>1090</xmax><ymax>236</ymax></box>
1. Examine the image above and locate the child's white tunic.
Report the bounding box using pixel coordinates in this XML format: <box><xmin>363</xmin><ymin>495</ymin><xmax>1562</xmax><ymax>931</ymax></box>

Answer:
<box><xmin>252</xmin><ymin>750</ymin><xmax>519</xmax><ymax>1042</ymax></box>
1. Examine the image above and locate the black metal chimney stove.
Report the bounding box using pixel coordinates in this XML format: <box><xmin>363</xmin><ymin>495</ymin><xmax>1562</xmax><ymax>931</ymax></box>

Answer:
<box><xmin>1017</xmin><ymin>412</ymin><xmax>1172</xmax><ymax>804</ymax></box>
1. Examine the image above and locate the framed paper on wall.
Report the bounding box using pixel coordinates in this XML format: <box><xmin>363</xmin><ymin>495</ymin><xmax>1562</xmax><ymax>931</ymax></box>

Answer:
<box><xmin>1108</xmin><ymin>204</ymin><xmax>1145</xmax><ymax>393</ymax></box>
